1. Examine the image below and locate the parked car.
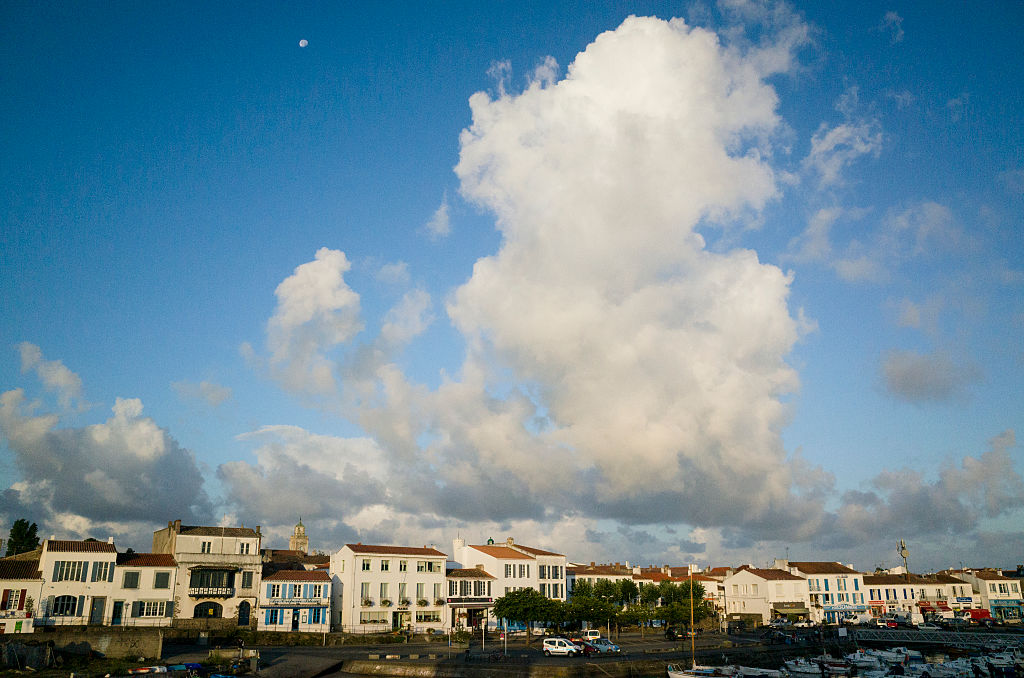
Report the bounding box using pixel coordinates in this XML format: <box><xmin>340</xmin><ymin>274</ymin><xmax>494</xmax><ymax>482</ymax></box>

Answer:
<box><xmin>917</xmin><ymin>623</ymin><xmax>941</xmax><ymax>631</ymax></box>
<box><xmin>793</xmin><ymin>620</ymin><xmax>815</xmax><ymax>628</ymax></box>
<box><xmin>665</xmin><ymin>626</ymin><xmax>698</xmax><ymax>640</ymax></box>
<box><xmin>569</xmin><ymin>629</ymin><xmax>602</xmax><ymax>642</ymax></box>
<box><xmin>589</xmin><ymin>638</ymin><xmax>621</xmax><ymax>654</ymax></box>
<box><xmin>573</xmin><ymin>640</ymin><xmax>602</xmax><ymax>657</ymax></box>
<box><xmin>543</xmin><ymin>638</ymin><xmax>579</xmax><ymax>657</ymax></box>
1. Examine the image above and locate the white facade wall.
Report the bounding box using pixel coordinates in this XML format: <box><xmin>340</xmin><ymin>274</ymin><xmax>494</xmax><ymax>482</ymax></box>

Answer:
<box><xmin>453</xmin><ymin>540</ymin><xmax>537</xmax><ymax>599</ymax></box>
<box><xmin>330</xmin><ymin>545</ymin><xmax>447</xmax><ymax>633</ymax></box>
<box><xmin>257</xmin><ymin>577</ymin><xmax>330</xmax><ymax>633</ymax></box>
<box><xmin>115</xmin><ymin>561</ymin><xmax>177</xmax><ymax>627</ymax></box>
<box><xmin>0</xmin><ymin>576</ymin><xmax>41</xmax><ymax>633</ymax></box>
<box><xmin>37</xmin><ymin>540</ymin><xmax>118</xmax><ymax>626</ymax></box>
<box><xmin>722</xmin><ymin>570</ymin><xmax>810</xmax><ymax>624</ymax></box>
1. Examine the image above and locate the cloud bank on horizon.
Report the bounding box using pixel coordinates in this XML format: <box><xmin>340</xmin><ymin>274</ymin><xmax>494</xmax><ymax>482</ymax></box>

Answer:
<box><xmin>1</xmin><ymin>8</ymin><xmax>1022</xmax><ymax>569</ymax></box>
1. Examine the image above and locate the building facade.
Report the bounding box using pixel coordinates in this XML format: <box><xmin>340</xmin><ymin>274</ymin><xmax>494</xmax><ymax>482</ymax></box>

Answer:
<box><xmin>776</xmin><ymin>560</ymin><xmax>867</xmax><ymax>624</ymax></box>
<box><xmin>722</xmin><ymin>567</ymin><xmax>810</xmax><ymax>624</ymax></box>
<box><xmin>0</xmin><ymin>559</ymin><xmax>41</xmax><ymax>633</ymax></box>
<box><xmin>113</xmin><ymin>552</ymin><xmax>178</xmax><ymax>627</ymax></box>
<box><xmin>258</xmin><ymin>570</ymin><xmax>331</xmax><ymax>633</ymax></box>
<box><xmin>329</xmin><ymin>544</ymin><xmax>448</xmax><ymax>633</ymax></box>
<box><xmin>446</xmin><ymin>567</ymin><xmax>496</xmax><ymax>629</ymax></box>
<box><xmin>37</xmin><ymin>539</ymin><xmax>118</xmax><ymax>627</ymax></box>
<box><xmin>152</xmin><ymin>520</ymin><xmax>262</xmax><ymax>628</ymax></box>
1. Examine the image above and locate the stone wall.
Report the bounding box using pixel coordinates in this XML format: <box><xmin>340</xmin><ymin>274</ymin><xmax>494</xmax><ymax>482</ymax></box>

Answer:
<box><xmin>36</xmin><ymin>627</ymin><xmax>163</xmax><ymax>659</ymax></box>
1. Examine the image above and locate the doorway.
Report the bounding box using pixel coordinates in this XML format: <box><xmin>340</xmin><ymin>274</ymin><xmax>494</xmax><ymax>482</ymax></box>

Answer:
<box><xmin>292</xmin><ymin>609</ymin><xmax>300</xmax><ymax>631</ymax></box>
<box><xmin>238</xmin><ymin>601</ymin><xmax>250</xmax><ymax>626</ymax></box>
<box><xmin>89</xmin><ymin>597</ymin><xmax>106</xmax><ymax>625</ymax></box>
<box><xmin>111</xmin><ymin>601</ymin><xmax>123</xmax><ymax>626</ymax></box>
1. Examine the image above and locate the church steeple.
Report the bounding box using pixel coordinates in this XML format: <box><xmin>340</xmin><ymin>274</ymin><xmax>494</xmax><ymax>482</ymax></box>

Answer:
<box><xmin>289</xmin><ymin>517</ymin><xmax>309</xmax><ymax>554</ymax></box>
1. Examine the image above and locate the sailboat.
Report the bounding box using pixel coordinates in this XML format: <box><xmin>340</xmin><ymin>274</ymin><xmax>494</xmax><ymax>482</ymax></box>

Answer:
<box><xmin>667</xmin><ymin>570</ymin><xmax>719</xmax><ymax>678</ymax></box>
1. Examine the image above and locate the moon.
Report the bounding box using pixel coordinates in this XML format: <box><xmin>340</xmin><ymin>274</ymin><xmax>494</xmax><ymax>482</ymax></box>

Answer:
<box><xmin>299</xmin><ymin>39</ymin><xmax>308</xmax><ymax>48</ymax></box>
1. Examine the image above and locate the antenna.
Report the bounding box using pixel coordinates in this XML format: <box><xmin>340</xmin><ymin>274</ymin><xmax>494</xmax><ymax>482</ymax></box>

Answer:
<box><xmin>898</xmin><ymin>539</ymin><xmax>910</xmax><ymax>582</ymax></box>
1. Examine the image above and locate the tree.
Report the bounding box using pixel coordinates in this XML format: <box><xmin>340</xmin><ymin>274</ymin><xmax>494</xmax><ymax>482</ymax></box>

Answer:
<box><xmin>5</xmin><ymin>519</ymin><xmax>39</xmax><ymax>557</ymax></box>
<box><xmin>492</xmin><ymin>588</ymin><xmax>557</xmax><ymax>645</ymax></box>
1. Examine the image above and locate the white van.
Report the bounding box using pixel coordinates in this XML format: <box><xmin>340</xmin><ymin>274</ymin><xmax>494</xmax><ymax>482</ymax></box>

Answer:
<box><xmin>581</xmin><ymin>629</ymin><xmax>601</xmax><ymax>641</ymax></box>
<box><xmin>542</xmin><ymin>637</ymin><xmax>579</xmax><ymax>656</ymax></box>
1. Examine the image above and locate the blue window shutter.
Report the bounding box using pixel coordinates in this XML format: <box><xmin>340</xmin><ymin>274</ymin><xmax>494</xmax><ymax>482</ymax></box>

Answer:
<box><xmin>109</xmin><ymin>563</ymin><xmax>115</xmax><ymax>582</ymax></box>
<box><xmin>76</xmin><ymin>595</ymin><xmax>85</xmax><ymax>616</ymax></box>
<box><xmin>52</xmin><ymin>562</ymin><xmax>60</xmax><ymax>581</ymax></box>
<box><xmin>267</xmin><ymin>583</ymin><xmax>273</xmax><ymax>598</ymax></box>
<box><xmin>303</xmin><ymin>584</ymin><xmax>309</xmax><ymax>598</ymax></box>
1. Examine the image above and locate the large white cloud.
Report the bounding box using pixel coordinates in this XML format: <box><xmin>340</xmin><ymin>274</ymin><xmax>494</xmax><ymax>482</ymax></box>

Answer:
<box><xmin>0</xmin><ymin>381</ymin><xmax>212</xmax><ymax>542</ymax></box>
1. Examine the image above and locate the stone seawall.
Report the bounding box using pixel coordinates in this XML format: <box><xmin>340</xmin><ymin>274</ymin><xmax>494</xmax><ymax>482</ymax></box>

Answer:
<box><xmin>36</xmin><ymin>627</ymin><xmax>163</xmax><ymax>659</ymax></box>
<box><xmin>342</xmin><ymin>657</ymin><xmax>669</xmax><ymax>678</ymax></box>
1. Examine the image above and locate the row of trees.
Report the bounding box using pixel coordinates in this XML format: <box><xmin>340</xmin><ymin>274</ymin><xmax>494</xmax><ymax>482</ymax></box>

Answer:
<box><xmin>491</xmin><ymin>577</ymin><xmax>713</xmax><ymax>643</ymax></box>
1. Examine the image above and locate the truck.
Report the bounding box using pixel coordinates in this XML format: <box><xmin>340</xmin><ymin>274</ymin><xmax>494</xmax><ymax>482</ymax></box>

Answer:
<box><xmin>960</xmin><ymin>609</ymin><xmax>994</xmax><ymax>626</ymax></box>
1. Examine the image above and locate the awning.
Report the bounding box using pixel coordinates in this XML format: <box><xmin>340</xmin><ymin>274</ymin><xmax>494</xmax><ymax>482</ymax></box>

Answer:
<box><xmin>775</xmin><ymin>608</ymin><xmax>810</xmax><ymax>615</ymax></box>
<box><xmin>918</xmin><ymin>605</ymin><xmax>935</xmax><ymax>612</ymax></box>
<box><xmin>936</xmin><ymin>603</ymin><xmax>951</xmax><ymax>611</ymax></box>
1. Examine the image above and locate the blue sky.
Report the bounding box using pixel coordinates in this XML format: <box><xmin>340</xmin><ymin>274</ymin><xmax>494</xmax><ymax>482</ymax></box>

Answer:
<box><xmin>2</xmin><ymin>0</ymin><xmax>1022</xmax><ymax>571</ymax></box>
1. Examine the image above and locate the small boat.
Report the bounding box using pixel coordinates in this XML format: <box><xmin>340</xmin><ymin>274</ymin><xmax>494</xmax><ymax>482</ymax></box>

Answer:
<box><xmin>127</xmin><ymin>668</ymin><xmax>168</xmax><ymax>675</ymax></box>
<box><xmin>668</xmin><ymin>664</ymin><xmax>727</xmax><ymax>678</ymax></box>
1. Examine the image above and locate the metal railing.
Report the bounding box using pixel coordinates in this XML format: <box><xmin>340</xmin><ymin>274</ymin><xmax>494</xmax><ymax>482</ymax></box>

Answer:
<box><xmin>189</xmin><ymin>587</ymin><xmax>235</xmax><ymax>598</ymax></box>
<box><xmin>853</xmin><ymin>628</ymin><xmax>1024</xmax><ymax>649</ymax></box>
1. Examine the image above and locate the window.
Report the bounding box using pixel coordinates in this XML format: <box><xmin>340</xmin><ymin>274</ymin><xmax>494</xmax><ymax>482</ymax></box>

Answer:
<box><xmin>53</xmin><ymin>561</ymin><xmax>86</xmax><ymax>583</ymax></box>
<box><xmin>519</xmin><ymin>564</ymin><xmax>527</xmax><ymax>578</ymax></box>
<box><xmin>91</xmin><ymin>561</ymin><xmax>112</xmax><ymax>582</ymax></box>
<box><xmin>417</xmin><ymin>583</ymin><xmax>425</xmax><ymax>599</ymax></box>
<box><xmin>399</xmin><ymin>560</ymin><xmax>407</xmax><ymax>572</ymax></box>
<box><xmin>418</xmin><ymin>560</ymin><xmax>439</xmax><ymax>572</ymax></box>
<box><xmin>123</xmin><ymin>571</ymin><xmax>140</xmax><ymax>589</ymax></box>
<box><xmin>990</xmin><ymin>584</ymin><xmax>997</xmax><ymax>592</ymax></box>
<box><xmin>433</xmin><ymin>583</ymin><xmax>442</xmax><ymax>599</ymax></box>
<box><xmin>1013</xmin><ymin>583</ymin><xmax>1020</xmax><ymax>593</ymax></box>
<box><xmin>201</xmin><ymin>541</ymin><xmax>212</xmax><ymax>554</ymax></box>
<box><xmin>399</xmin><ymin>583</ymin><xmax>407</xmax><ymax>600</ymax></box>
<box><xmin>360</xmin><ymin>611</ymin><xmax>388</xmax><ymax>623</ymax></box>
<box><xmin>239</xmin><ymin>542</ymin><xmax>250</xmax><ymax>555</ymax></box>
<box><xmin>270</xmin><ymin>584</ymin><xmax>281</xmax><ymax>598</ymax></box>
<box><xmin>190</xmin><ymin>570</ymin><xmax>232</xmax><ymax>588</ymax></box>
<box><xmin>380</xmin><ymin>583</ymin><xmax>389</xmax><ymax>599</ymax></box>
<box><xmin>381</xmin><ymin>559</ymin><xmax>390</xmax><ymax>572</ymax></box>
<box><xmin>311</xmin><ymin>608</ymin><xmax>323</xmax><ymax>623</ymax></box>
<box><xmin>292</xmin><ymin>583</ymin><xmax>302</xmax><ymax>598</ymax></box>
<box><xmin>267</xmin><ymin>609</ymin><xmax>280</xmax><ymax>624</ymax></box>
<box><xmin>362</xmin><ymin>559</ymin><xmax>371</xmax><ymax>571</ymax></box>
<box><xmin>52</xmin><ymin>595</ymin><xmax>77</xmax><ymax>616</ymax></box>
<box><xmin>474</xmin><ymin>580</ymin><xmax>486</xmax><ymax>596</ymax></box>
<box><xmin>360</xmin><ymin>582</ymin><xmax>370</xmax><ymax>598</ymax></box>
<box><xmin>998</xmin><ymin>583</ymin><xmax>1009</xmax><ymax>594</ymax></box>
<box><xmin>416</xmin><ymin>610</ymin><xmax>441</xmax><ymax>622</ymax></box>
<box><xmin>241</xmin><ymin>571</ymin><xmax>253</xmax><ymax>589</ymax></box>
<box><xmin>504</xmin><ymin>564</ymin><xmax>512</xmax><ymax>577</ymax></box>
<box><xmin>854</xmin><ymin>579</ymin><xmax>860</xmax><ymax>591</ymax></box>
<box><xmin>1</xmin><ymin>590</ymin><xmax>22</xmax><ymax>610</ymax></box>
<box><xmin>310</xmin><ymin>584</ymin><xmax>323</xmax><ymax>598</ymax></box>
<box><xmin>154</xmin><ymin>571</ymin><xmax>170</xmax><ymax>589</ymax></box>
<box><xmin>539</xmin><ymin>565</ymin><xmax>547</xmax><ymax>579</ymax></box>
<box><xmin>539</xmin><ymin>583</ymin><xmax>547</xmax><ymax>596</ymax></box>
<box><xmin>136</xmin><ymin>601</ymin><xmax>166</xmax><ymax>617</ymax></box>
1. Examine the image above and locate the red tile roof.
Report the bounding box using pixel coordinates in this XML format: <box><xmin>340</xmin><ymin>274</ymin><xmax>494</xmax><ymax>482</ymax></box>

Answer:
<box><xmin>788</xmin><ymin>561</ymin><xmax>860</xmax><ymax>575</ymax></box>
<box><xmin>0</xmin><ymin>560</ymin><xmax>41</xmax><ymax>580</ymax></box>
<box><xmin>467</xmin><ymin>545</ymin><xmax>533</xmax><ymax>560</ymax></box>
<box><xmin>263</xmin><ymin>569</ymin><xmax>331</xmax><ymax>582</ymax></box>
<box><xmin>447</xmin><ymin>567</ymin><xmax>495</xmax><ymax>579</ymax></box>
<box><xmin>568</xmin><ymin>565</ymin><xmax>633</xmax><ymax>576</ymax></box>
<box><xmin>511</xmin><ymin>544</ymin><xmax>564</xmax><ymax>557</ymax></box>
<box><xmin>346</xmin><ymin>544</ymin><xmax>447</xmax><ymax>557</ymax></box>
<box><xmin>116</xmin><ymin>553</ymin><xmax>176</xmax><ymax>567</ymax></box>
<box><xmin>734</xmin><ymin>567</ymin><xmax>804</xmax><ymax>581</ymax></box>
<box><xmin>45</xmin><ymin>540</ymin><xmax>116</xmax><ymax>553</ymax></box>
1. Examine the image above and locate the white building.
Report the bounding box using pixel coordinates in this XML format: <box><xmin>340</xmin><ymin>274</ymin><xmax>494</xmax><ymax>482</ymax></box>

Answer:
<box><xmin>864</xmin><ymin>573</ymin><xmax>974</xmax><ymax>619</ymax></box>
<box><xmin>258</xmin><ymin>570</ymin><xmax>331</xmax><ymax>632</ymax></box>
<box><xmin>152</xmin><ymin>520</ymin><xmax>262</xmax><ymax>628</ymax></box>
<box><xmin>775</xmin><ymin>560</ymin><xmax>867</xmax><ymax>624</ymax></box>
<box><xmin>452</xmin><ymin>537</ymin><xmax>567</xmax><ymax>602</ymax></box>
<box><xmin>113</xmin><ymin>552</ymin><xmax>178</xmax><ymax>627</ymax></box>
<box><xmin>722</xmin><ymin>567</ymin><xmax>810</xmax><ymax>625</ymax></box>
<box><xmin>0</xmin><ymin>559</ymin><xmax>41</xmax><ymax>633</ymax></box>
<box><xmin>446</xmin><ymin>567</ymin><xmax>496</xmax><ymax>629</ymax></box>
<box><xmin>329</xmin><ymin>544</ymin><xmax>448</xmax><ymax>633</ymax></box>
<box><xmin>37</xmin><ymin>538</ymin><xmax>118</xmax><ymax>626</ymax></box>
<box><xmin>958</xmin><ymin>569</ymin><xmax>1023</xmax><ymax>623</ymax></box>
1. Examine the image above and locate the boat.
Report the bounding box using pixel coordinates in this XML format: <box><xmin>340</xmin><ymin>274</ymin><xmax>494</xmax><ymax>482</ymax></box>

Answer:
<box><xmin>667</xmin><ymin>664</ymin><xmax>727</xmax><ymax>678</ymax></box>
<box><xmin>127</xmin><ymin>668</ymin><xmax>168</xmax><ymax>675</ymax></box>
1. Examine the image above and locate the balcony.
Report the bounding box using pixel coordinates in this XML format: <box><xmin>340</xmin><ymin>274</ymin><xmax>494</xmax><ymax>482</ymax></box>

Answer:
<box><xmin>189</xmin><ymin>587</ymin><xmax>235</xmax><ymax>598</ymax></box>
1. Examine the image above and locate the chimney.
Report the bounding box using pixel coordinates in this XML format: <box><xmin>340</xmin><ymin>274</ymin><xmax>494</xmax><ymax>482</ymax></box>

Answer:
<box><xmin>107</xmin><ymin>536</ymin><xmax>114</xmax><ymax>544</ymax></box>
<box><xmin>174</xmin><ymin>519</ymin><xmax>181</xmax><ymax>532</ymax></box>
<box><xmin>506</xmin><ymin>537</ymin><xmax>514</xmax><ymax>545</ymax></box>
<box><xmin>591</xmin><ymin>561</ymin><xmax>595</xmax><ymax>567</ymax></box>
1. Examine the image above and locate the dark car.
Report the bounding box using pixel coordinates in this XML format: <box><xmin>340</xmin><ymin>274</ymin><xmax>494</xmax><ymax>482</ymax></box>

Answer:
<box><xmin>665</xmin><ymin>626</ymin><xmax>699</xmax><ymax>640</ymax></box>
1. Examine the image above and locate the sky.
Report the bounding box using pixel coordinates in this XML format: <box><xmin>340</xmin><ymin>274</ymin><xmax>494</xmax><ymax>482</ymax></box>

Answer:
<box><xmin>2</xmin><ymin>0</ymin><xmax>1022</xmax><ymax>573</ymax></box>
